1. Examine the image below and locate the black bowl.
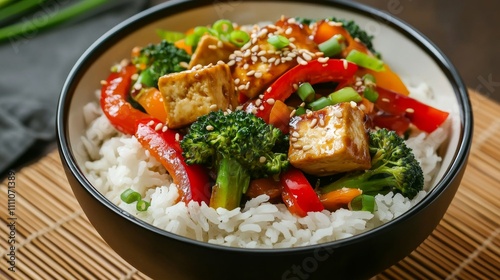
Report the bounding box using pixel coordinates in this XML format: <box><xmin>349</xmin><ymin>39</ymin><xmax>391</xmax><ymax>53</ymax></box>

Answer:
<box><xmin>56</xmin><ymin>1</ymin><xmax>472</xmax><ymax>279</ymax></box>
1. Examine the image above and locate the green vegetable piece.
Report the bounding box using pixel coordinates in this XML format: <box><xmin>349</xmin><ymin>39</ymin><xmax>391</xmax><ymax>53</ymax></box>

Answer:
<box><xmin>180</xmin><ymin>110</ymin><xmax>289</xmax><ymax>210</ymax></box>
<box><xmin>328</xmin><ymin>87</ymin><xmax>362</xmax><ymax>104</ymax></box>
<box><xmin>212</xmin><ymin>19</ymin><xmax>234</xmax><ymax>35</ymax></box>
<box><xmin>308</xmin><ymin>96</ymin><xmax>332</xmax><ymax>111</ymax></box>
<box><xmin>136</xmin><ymin>200</ymin><xmax>151</xmax><ymax>212</ymax></box>
<box><xmin>295</xmin><ymin>106</ymin><xmax>307</xmax><ymax>116</ymax></box>
<box><xmin>297</xmin><ymin>82</ymin><xmax>315</xmax><ymax>102</ymax></box>
<box><xmin>349</xmin><ymin>194</ymin><xmax>376</xmax><ymax>212</ymax></box>
<box><xmin>363</xmin><ymin>86</ymin><xmax>379</xmax><ymax>103</ymax></box>
<box><xmin>318</xmin><ymin>35</ymin><xmax>344</xmax><ymax>57</ymax></box>
<box><xmin>268</xmin><ymin>35</ymin><xmax>290</xmax><ymax>49</ymax></box>
<box><xmin>120</xmin><ymin>188</ymin><xmax>142</xmax><ymax>204</ymax></box>
<box><xmin>346</xmin><ymin>49</ymin><xmax>385</xmax><ymax>72</ymax></box>
<box><xmin>229</xmin><ymin>30</ymin><xmax>250</xmax><ymax>47</ymax></box>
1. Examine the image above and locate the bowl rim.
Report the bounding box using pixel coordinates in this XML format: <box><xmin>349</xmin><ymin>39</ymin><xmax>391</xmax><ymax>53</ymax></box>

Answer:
<box><xmin>56</xmin><ymin>0</ymin><xmax>473</xmax><ymax>253</ymax></box>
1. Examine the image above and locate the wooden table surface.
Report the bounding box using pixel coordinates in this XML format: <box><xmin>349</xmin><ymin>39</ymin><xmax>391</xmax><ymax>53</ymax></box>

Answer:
<box><xmin>0</xmin><ymin>90</ymin><xmax>499</xmax><ymax>280</ymax></box>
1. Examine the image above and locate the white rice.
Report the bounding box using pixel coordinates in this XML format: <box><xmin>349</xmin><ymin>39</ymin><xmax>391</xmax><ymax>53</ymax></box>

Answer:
<box><xmin>81</xmin><ymin>84</ymin><xmax>448</xmax><ymax>248</ymax></box>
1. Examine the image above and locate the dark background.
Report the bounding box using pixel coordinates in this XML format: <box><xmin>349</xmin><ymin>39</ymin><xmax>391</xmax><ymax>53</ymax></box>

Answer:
<box><xmin>353</xmin><ymin>0</ymin><xmax>500</xmax><ymax>101</ymax></box>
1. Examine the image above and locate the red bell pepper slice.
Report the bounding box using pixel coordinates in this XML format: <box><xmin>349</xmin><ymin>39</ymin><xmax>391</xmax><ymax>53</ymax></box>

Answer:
<box><xmin>280</xmin><ymin>167</ymin><xmax>324</xmax><ymax>217</ymax></box>
<box><xmin>100</xmin><ymin>64</ymin><xmax>150</xmax><ymax>135</ymax></box>
<box><xmin>135</xmin><ymin>118</ymin><xmax>211</xmax><ymax>204</ymax></box>
<box><xmin>374</xmin><ymin>86</ymin><xmax>449</xmax><ymax>133</ymax></box>
<box><xmin>254</xmin><ymin>58</ymin><xmax>358</xmax><ymax>123</ymax></box>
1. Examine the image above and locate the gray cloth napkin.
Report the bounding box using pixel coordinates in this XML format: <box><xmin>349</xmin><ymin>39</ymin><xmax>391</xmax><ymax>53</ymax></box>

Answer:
<box><xmin>0</xmin><ymin>0</ymin><xmax>149</xmax><ymax>175</ymax></box>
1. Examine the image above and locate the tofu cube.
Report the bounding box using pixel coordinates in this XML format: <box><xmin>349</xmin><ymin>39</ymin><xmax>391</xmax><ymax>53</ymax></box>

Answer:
<box><xmin>188</xmin><ymin>35</ymin><xmax>237</xmax><ymax>68</ymax></box>
<box><xmin>288</xmin><ymin>103</ymin><xmax>371</xmax><ymax>176</ymax></box>
<box><xmin>158</xmin><ymin>63</ymin><xmax>237</xmax><ymax>129</ymax></box>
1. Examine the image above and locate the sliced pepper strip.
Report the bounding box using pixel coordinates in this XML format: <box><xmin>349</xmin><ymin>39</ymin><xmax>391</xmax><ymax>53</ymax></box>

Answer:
<box><xmin>280</xmin><ymin>167</ymin><xmax>324</xmax><ymax>217</ymax></box>
<box><xmin>135</xmin><ymin>118</ymin><xmax>211</xmax><ymax>204</ymax></box>
<box><xmin>255</xmin><ymin>59</ymin><xmax>358</xmax><ymax>123</ymax></box>
<box><xmin>375</xmin><ymin>86</ymin><xmax>449</xmax><ymax>133</ymax></box>
<box><xmin>100</xmin><ymin>64</ymin><xmax>150</xmax><ymax>135</ymax></box>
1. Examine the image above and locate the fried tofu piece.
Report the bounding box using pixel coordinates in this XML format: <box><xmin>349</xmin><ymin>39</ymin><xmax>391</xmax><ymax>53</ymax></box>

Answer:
<box><xmin>288</xmin><ymin>103</ymin><xmax>371</xmax><ymax>176</ymax></box>
<box><xmin>232</xmin><ymin>18</ymin><xmax>320</xmax><ymax>99</ymax></box>
<box><xmin>158</xmin><ymin>63</ymin><xmax>237</xmax><ymax>129</ymax></box>
<box><xmin>188</xmin><ymin>35</ymin><xmax>237</xmax><ymax>68</ymax></box>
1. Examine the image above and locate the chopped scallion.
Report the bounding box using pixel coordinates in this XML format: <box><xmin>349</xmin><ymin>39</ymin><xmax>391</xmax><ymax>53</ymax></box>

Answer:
<box><xmin>363</xmin><ymin>87</ymin><xmax>379</xmax><ymax>103</ymax></box>
<box><xmin>318</xmin><ymin>35</ymin><xmax>344</xmax><ymax>57</ymax></box>
<box><xmin>156</xmin><ymin>29</ymin><xmax>186</xmax><ymax>43</ymax></box>
<box><xmin>267</xmin><ymin>35</ymin><xmax>289</xmax><ymax>49</ymax></box>
<box><xmin>295</xmin><ymin>106</ymin><xmax>307</xmax><ymax>116</ymax></box>
<box><xmin>308</xmin><ymin>96</ymin><xmax>332</xmax><ymax>111</ymax></box>
<box><xmin>349</xmin><ymin>194</ymin><xmax>376</xmax><ymax>213</ymax></box>
<box><xmin>346</xmin><ymin>50</ymin><xmax>385</xmax><ymax>72</ymax></box>
<box><xmin>136</xmin><ymin>200</ymin><xmax>151</xmax><ymax>212</ymax></box>
<box><xmin>229</xmin><ymin>30</ymin><xmax>250</xmax><ymax>47</ymax></box>
<box><xmin>212</xmin><ymin>19</ymin><xmax>234</xmax><ymax>35</ymax></box>
<box><xmin>297</xmin><ymin>82</ymin><xmax>315</xmax><ymax>102</ymax></box>
<box><xmin>328</xmin><ymin>87</ymin><xmax>362</xmax><ymax>104</ymax></box>
<box><xmin>120</xmin><ymin>188</ymin><xmax>141</xmax><ymax>204</ymax></box>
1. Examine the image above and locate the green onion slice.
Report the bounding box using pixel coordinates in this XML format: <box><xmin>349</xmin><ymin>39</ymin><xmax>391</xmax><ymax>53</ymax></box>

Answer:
<box><xmin>120</xmin><ymin>188</ymin><xmax>142</xmax><ymax>204</ymax></box>
<box><xmin>349</xmin><ymin>194</ymin><xmax>376</xmax><ymax>213</ymax></box>
<box><xmin>363</xmin><ymin>87</ymin><xmax>379</xmax><ymax>103</ymax></box>
<box><xmin>328</xmin><ymin>87</ymin><xmax>362</xmax><ymax>104</ymax></box>
<box><xmin>346</xmin><ymin>49</ymin><xmax>385</xmax><ymax>72</ymax></box>
<box><xmin>297</xmin><ymin>82</ymin><xmax>315</xmax><ymax>102</ymax></box>
<box><xmin>156</xmin><ymin>29</ymin><xmax>186</xmax><ymax>43</ymax></box>
<box><xmin>267</xmin><ymin>35</ymin><xmax>290</xmax><ymax>49</ymax></box>
<box><xmin>318</xmin><ymin>35</ymin><xmax>345</xmax><ymax>57</ymax></box>
<box><xmin>212</xmin><ymin>19</ymin><xmax>234</xmax><ymax>35</ymax></box>
<box><xmin>308</xmin><ymin>97</ymin><xmax>332</xmax><ymax>111</ymax></box>
<box><xmin>136</xmin><ymin>200</ymin><xmax>151</xmax><ymax>212</ymax></box>
<box><xmin>229</xmin><ymin>30</ymin><xmax>250</xmax><ymax>47</ymax></box>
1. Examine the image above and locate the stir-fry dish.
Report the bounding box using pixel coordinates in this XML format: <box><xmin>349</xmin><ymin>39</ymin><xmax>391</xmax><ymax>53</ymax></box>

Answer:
<box><xmin>99</xmin><ymin>16</ymin><xmax>449</xmax><ymax>217</ymax></box>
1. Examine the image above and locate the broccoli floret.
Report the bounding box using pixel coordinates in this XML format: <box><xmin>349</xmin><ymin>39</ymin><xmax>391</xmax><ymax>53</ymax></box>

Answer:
<box><xmin>321</xmin><ymin>128</ymin><xmax>424</xmax><ymax>199</ymax></box>
<box><xmin>132</xmin><ymin>40</ymin><xmax>191</xmax><ymax>88</ymax></box>
<box><xmin>180</xmin><ymin>110</ymin><xmax>289</xmax><ymax>209</ymax></box>
<box><xmin>295</xmin><ymin>17</ymin><xmax>379</xmax><ymax>57</ymax></box>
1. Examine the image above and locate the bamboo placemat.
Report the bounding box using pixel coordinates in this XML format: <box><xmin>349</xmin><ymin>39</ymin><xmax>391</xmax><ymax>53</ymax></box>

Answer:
<box><xmin>1</xmin><ymin>90</ymin><xmax>499</xmax><ymax>280</ymax></box>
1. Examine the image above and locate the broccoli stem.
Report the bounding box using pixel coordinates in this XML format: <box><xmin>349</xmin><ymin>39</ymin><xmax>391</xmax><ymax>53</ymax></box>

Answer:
<box><xmin>210</xmin><ymin>157</ymin><xmax>250</xmax><ymax>210</ymax></box>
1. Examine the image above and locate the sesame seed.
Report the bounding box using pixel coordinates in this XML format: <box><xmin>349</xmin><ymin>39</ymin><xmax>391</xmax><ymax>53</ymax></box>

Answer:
<box><xmin>274</xmin><ymin>59</ymin><xmax>281</xmax><ymax>66</ymax></box>
<box><xmin>131</xmin><ymin>73</ymin><xmax>139</xmax><ymax>80</ymax></box>
<box><xmin>243</xmin><ymin>63</ymin><xmax>250</xmax><ymax>70</ymax></box>
<box><xmin>100</xmin><ymin>80</ymin><xmax>108</xmax><ymax>86</ymax></box>
<box><xmin>293</xmin><ymin>143</ymin><xmax>302</xmax><ymax>149</ymax></box>
<box><xmin>147</xmin><ymin>120</ymin><xmax>155</xmax><ymax>126</ymax></box>
<box><xmin>247</xmin><ymin>70</ymin><xmax>256</xmax><ymax>76</ymax></box>
<box><xmin>310</xmin><ymin>118</ymin><xmax>318</xmax><ymax>128</ymax></box>
<box><xmin>217</xmin><ymin>60</ymin><xmax>225</xmax><ymax>65</ymax></box>
<box><xmin>290</xmin><ymin>109</ymin><xmax>296</xmax><ymax>117</ymax></box>
<box><xmin>259</xmin><ymin>105</ymin><xmax>265</xmax><ymax>110</ymax></box>
<box><xmin>243</xmin><ymin>49</ymin><xmax>252</xmax><ymax>57</ymax></box>
<box><xmin>285</xmin><ymin>27</ymin><xmax>293</xmax><ymax>35</ymax></box>
<box><xmin>260</xmin><ymin>56</ymin><xmax>268</xmax><ymax>63</ymax></box>
<box><xmin>285</xmin><ymin>56</ymin><xmax>294</xmax><ymax>61</ymax></box>
<box><xmin>175</xmin><ymin>133</ymin><xmax>180</xmax><ymax>141</ymax></box>
<box><xmin>382</xmin><ymin>98</ymin><xmax>391</xmax><ymax>103</ymax></box>
<box><xmin>208</xmin><ymin>44</ymin><xmax>217</xmax><ymax>50</ymax></box>
<box><xmin>287</xmin><ymin>18</ymin><xmax>296</xmax><ymax>24</ymax></box>
<box><xmin>238</xmin><ymin>85</ymin><xmax>246</xmax><ymax>91</ymax></box>
<box><xmin>350</xmin><ymin>101</ymin><xmax>357</xmax><ymax>108</ymax></box>
<box><xmin>266</xmin><ymin>98</ymin><xmax>275</xmax><ymax>105</ymax></box>
<box><xmin>234</xmin><ymin>50</ymin><xmax>243</xmax><ymax>56</ymax></box>
<box><xmin>162</xmin><ymin>126</ymin><xmax>168</xmax><ymax>132</ymax></box>
<box><xmin>343</xmin><ymin>59</ymin><xmax>348</xmax><ymax>69</ymax></box>
<box><xmin>334</xmin><ymin>111</ymin><xmax>342</xmax><ymax>118</ymax></box>
<box><xmin>319</xmin><ymin>118</ymin><xmax>325</xmax><ymax>127</ymax></box>
<box><xmin>406</xmin><ymin>108</ymin><xmax>415</xmax><ymax>113</ymax></box>
<box><xmin>293</xmin><ymin>84</ymin><xmax>299</xmax><ymax>90</ymax></box>
<box><xmin>287</xmin><ymin>52</ymin><xmax>297</xmax><ymax>58</ymax></box>
<box><xmin>266</xmin><ymin>87</ymin><xmax>272</xmax><ymax>93</ymax></box>
<box><xmin>292</xmin><ymin>131</ymin><xmax>300</xmax><ymax>138</ymax></box>
<box><xmin>268</xmin><ymin>57</ymin><xmax>276</xmax><ymax>63</ymax></box>
<box><xmin>217</xmin><ymin>41</ymin><xmax>224</xmax><ymax>48</ymax></box>
<box><xmin>290</xmin><ymin>137</ymin><xmax>298</xmax><ymax>142</ymax></box>
<box><xmin>210</xmin><ymin>104</ymin><xmax>218</xmax><ymax>110</ymax></box>
<box><xmin>245</xmin><ymin>82</ymin><xmax>250</xmax><ymax>90</ymax></box>
<box><xmin>255</xmin><ymin>99</ymin><xmax>262</xmax><ymax>106</ymax></box>
<box><xmin>133</xmin><ymin>83</ymin><xmax>142</xmax><ymax>91</ymax></box>
<box><xmin>155</xmin><ymin>123</ymin><xmax>163</xmax><ymax>131</ymax></box>
<box><xmin>302</xmin><ymin>52</ymin><xmax>313</xmax><ymax>61</ymax></box>
<box><xmin>306</xmin><ymin>111</ymin><xmax>313</xmax><ymax>117</ymax></box>
<box><xmin>251</xmin><ymin>45</ymin><xmax>260</xmax><ymax>52</ymax></box>
<box><xmin>229</xmin><ymin>54</ymin><xmax>236</xmax><ymax>60</ymax></box>
<box><xmin>297</xmin><ymin>56</ymin><xmax>308</xmax><ymax>65</ymax></box>
<box><xmin>302</xmin><ymin>145</ymin><xmax>312</xmax><ymax>151</ymax></box>
<box><xmin>259</xmin><ymin>156</ymin><xmax>267</xmax><ymax>163</ymax></box>
<box><xmin>206</xmin><ymin>125</ymin><xmax>214</xmax><ymax>131</ymax></box>
<box><xmin>257</xmin><ymin>50</ymin><xmax>267</xmax><ymax>56</ymax></box>
<box><xmin>300</xmin><ymin>102</ymin><xmax>306</xmax><ymax>107</ymax></box>
<box><xmin>359</xmin><ymin>104</ymin><xmax>367</xmax><ymax>112</ymax></box>
<box><xmin>318</xmin><ymin>57</ymin><xmax>330</xmax><ymax>63</ymax></box>
<box><xmin>120</xmin><ymin>59</ymin><xmax>128</xmax><ymax>67</ymax></box>
<box><xmin>251</xmin><ymin>56</ymin><xmax>258</xmax><ymax>63</ymax></box>
<box><xmin>234</xmin><ymin>78</ymin><xmax>240</xmax><ymax>85</ymax></box>
<box><xmin>254</xmin><ymin>71</ymin><xmax>263</xmax><ymax>78</ymax></box>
